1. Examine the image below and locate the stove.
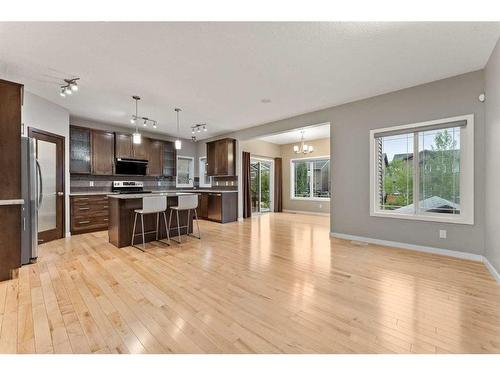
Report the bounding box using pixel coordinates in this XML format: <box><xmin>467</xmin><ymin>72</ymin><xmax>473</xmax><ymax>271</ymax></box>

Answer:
<box><xmin>112</xmin><ymin>181</ymin><xmax>150</xmax><ymax>194</ymax></box>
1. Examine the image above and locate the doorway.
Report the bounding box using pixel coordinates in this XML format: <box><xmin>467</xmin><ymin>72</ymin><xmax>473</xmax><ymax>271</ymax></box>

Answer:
<box><xmin>28</xmin><ymin>128</ymin><xmax>65</xmax><ymax>243</ymax></box>
<box><xmin>250</xmin><ymin>158</ymin><xmax>273</xmax><ymax>214</ymax></box>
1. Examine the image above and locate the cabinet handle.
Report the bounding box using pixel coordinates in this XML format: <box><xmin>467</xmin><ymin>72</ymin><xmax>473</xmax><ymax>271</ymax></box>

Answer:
<box><xmin>78</xmin><ymin>220</ymin><xmax>91</xmax><ymax>224</ymax></box>
<box><xmin>103</xmin><ymin>218</ymin><xmax>108</xmax><ymax>222</ymax></box>
<box><xmin>79</xmin><ymin>207</ymin><xmax>90</xmax><ymax>210</ymax></box>
<box><xmin>76</xmin><ymin>197</ymin><xmax>89</xmax><ymax>200</ymax></box>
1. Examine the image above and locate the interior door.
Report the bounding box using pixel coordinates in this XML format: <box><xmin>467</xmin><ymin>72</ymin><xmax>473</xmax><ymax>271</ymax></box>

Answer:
<box><xmin>28</xmin><ymin>128</ymin><xmax>65</xmax><ymax>243</ymax></box>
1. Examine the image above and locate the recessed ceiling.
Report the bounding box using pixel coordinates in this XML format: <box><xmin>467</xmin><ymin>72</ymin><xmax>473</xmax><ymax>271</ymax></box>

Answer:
<box><xmin>258</xmin><ymin>123</ymin><xmax>330</xmax><ymax>144</ymax></box>
<box><xmin>0</xmin><ymin>22</ymin><xmax>499</xmax><ymax>140</ymax></box>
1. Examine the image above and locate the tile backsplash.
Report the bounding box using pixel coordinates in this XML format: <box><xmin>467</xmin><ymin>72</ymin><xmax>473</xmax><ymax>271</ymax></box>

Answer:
<box><xmin>70</xmin><ymin>174</ymin><xmax>238</xmax><ymax>193</ymax></box>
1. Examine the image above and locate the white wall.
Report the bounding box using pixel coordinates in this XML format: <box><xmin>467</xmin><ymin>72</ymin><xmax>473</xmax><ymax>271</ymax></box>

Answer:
<box><xmin>22</xmin><ymin>92</ymin><xmax>71</xmax><ymax>235</ymax></box>
<box><xmin>484</xmin><ymin>37</ymin><xmax>500</xmax><ymax>275</ymax></box>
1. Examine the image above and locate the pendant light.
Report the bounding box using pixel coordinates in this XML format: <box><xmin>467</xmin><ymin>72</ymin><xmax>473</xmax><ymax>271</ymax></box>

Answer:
<box><xmin>174</xmin><ymin>108</ymin><xmax>182</xmax><ymax>150</ymax></box>
<box><xmin>131</xmin><ymin>96</ymin><xmax>141</xmax><ymax>144</ymax></box>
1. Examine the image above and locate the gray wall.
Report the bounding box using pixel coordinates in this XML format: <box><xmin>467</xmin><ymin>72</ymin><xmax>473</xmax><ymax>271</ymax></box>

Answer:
<box><xmin>225</xmin><ymin>71</ymin><xmax>486</xmax><ymax>255</ymax></box>
<box><xmin>485</xmin><ymin>38</ymin><xmax>500</xmax><ymax>271</ymax></box>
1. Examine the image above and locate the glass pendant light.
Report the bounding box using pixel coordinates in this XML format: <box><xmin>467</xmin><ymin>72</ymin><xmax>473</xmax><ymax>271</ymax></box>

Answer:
<box><xmin>175</xmin><ymin>108</ymin><xmax>182</xmax><ymax>150</ymax></box>
<box><xmin>132</xmin><ymin>96</ymin><xmax>141</xmax><ymax>144</ymax></box>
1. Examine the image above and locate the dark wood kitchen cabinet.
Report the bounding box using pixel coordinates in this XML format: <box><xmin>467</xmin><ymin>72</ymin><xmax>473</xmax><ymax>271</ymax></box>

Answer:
<box><xmin>115</xmin><ymin>132</ymin><xmax>134</xmax><ymax>159</ymax></box>
<box><xmin>206</xmin><ymin>138</ymin><xmax>236</xmax><ymax>176</ymax></box>
<box><xmin>70</xmin><ymin>194</ymin><xmax>110</xmax><ymax>234</ymax></box>
<box><xmin>0</xmin><ymin>79</ymin><xmax>23</xmax><ymax>281</ymax></box>
<box><xmin>147</xmin><ymin>139</ymin><xmax>163</xmax><ymax>176</ymax></box>
<box><xmin>91</xmin><ymin>129</ymin><xmax>114</xmax><ymax>175</ymax></box>
<box><xmin>198</xmin><ymin>193</ymin><xmax>209</xmax><ymax>219</ymax></box>
<box><xmin>133</xmin><ymin>136</ymin><xmax>149</xmax><ymax>160</ymax></box>
<box><xmin>69</xmin><ymin>126</ymin><xmax>92</xmax><ymax>174</ymax></box>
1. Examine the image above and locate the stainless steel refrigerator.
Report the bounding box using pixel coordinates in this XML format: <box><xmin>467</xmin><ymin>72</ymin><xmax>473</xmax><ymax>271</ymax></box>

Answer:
<box><xmin>21</xmin><ymin>136</ymin><xmax>39</xmax><ymax>264</ymax></box>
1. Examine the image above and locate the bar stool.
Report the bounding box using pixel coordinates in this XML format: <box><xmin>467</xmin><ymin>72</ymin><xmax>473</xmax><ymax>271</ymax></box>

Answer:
<box><xmin>168</xmin><ymin>194</ymin><xmax>201</xmax><ymax>244</ymax></box>
<box><xmin>131</xmin><ymin>195</ymin><xmax>170</xmax><ymax>251</ymax></box>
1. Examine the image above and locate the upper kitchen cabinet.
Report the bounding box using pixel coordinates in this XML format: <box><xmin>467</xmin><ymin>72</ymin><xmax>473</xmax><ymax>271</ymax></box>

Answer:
<box><xmin>69</xmin><ymin>126</ymin><xmax>92</xmax><ymax>174</ymax></box>
<box><xmin>115</xmin><ymin>132</ymin><xmax>133</xmax><ymax>159</ymax></box>
<box><xmin>133</xmin><ymin>136</ymin><xmax>149</xmax><ymax>160</ymax></box>
<box><xmin>163</xmin><ymin>141</ymin><xmax>176</xmax><ymax>177</ymax></box>
<box><xmin>206</xmin><ymin>138</ymin><xmax>236</xmax><ymax>176</ymax></box>
<box><xmin>147</xmin><ymin>139</ymin><xmax>163</xmax><ymax>176</ymax></box>
<box><xmin>91</xmin><ymin>129</ymin><xmax>114</xmax><ymax>175</ymax></box>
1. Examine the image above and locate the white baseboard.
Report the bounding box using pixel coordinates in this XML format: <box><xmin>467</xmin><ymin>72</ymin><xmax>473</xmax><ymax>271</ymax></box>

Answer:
<box><xmin>330</xmin><ymin>232</ymin><xmax>482</xmax><ymax>261</ymax></box>
<box><xmin>483</xmin><ymin>257</ymin><xmax>500</xmax><ymax>283</ymax></box>
<box><xmin>283</xmin><ymin>209</ymin><xmax>330</xmax><ymax>217</ymax></box>
<box><xmin>330</xmin><ymin>232</ymin><xmax>500</xmax><ymax>283</ymax></box>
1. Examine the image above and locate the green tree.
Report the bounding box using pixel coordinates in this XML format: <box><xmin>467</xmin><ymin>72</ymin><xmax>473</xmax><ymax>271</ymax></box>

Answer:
<box><xmin>420</xmin><ymin>129</ymin><xmax>460</xmax><ymax>206</ymax></box>
<box><xmin>383</xmin><ymin>158</ymin><xmax>413</xmax><ymax>208</ymax></box>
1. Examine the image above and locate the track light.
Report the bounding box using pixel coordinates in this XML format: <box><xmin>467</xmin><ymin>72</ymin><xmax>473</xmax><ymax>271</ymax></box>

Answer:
<box><xmin>130</xmin><ymin>118</ymin><xmax>136</xmax><ymax>124</ymax></box>
<box><xmin>143</xmin><ymin>120</ymin><xmax>147</xmax><ymax>127</ymax></box>
<box><xmin>59</xmin><ymin>78</ymin><xmax>80</xmax><ymax>98</ymax></box>
<box><xmin>191</xmin><ymin>123</ymin><xmax>208</xmax><ymax>134</ymax></box>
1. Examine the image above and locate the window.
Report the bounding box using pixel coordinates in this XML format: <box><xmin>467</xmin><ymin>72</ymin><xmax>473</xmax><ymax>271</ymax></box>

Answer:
<box><xmin>370</xmin><ymin>114</ymin><xmax>474</xmax><ymax>224</ymax></box>
<box><xmin>199</xmin><ymin>157</ymin><xmax>212</xmax><ymax>188</ymax></box>
<box><xmin>291</xmin><ymin>156</ymin><xmax>331</xmax><ymax>200</ymax></box>
<box><xmin>176</xmin><ymin>155</ymin><xmax>194</xmax><ymax>188</ymax></box>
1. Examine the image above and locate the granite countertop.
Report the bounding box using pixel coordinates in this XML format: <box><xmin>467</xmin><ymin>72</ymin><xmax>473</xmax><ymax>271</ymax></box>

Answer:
<box><xmin>107</xmin><ymin>192</ymin><xmax>198</xmax><ymax>199</ymax></box>
<box><xmin>70</xmin><ymin>191</ymin><xmax>119</xmax><ymax>196</ymax></box>
<box><xmin>70</xmin><ymin>189</ymin><xmax>237</xmax><ymax>196</ymax></box>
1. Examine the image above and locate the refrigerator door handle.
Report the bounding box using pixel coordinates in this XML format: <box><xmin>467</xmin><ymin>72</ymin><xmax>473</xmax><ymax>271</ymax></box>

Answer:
<box><xmin>36</xmin><ymin>159</ymin><xmax>43</xmax><ymax>208</ymax></box>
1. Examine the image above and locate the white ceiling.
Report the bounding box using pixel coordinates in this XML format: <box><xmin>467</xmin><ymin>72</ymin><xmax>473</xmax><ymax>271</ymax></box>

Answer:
<box><xmin>1</xmin><ymin>22</ymin><xmax>499</xmax><ymax>140</ymax></box>
<box><xmin>258</xmin><ymin>123</ymin><xmax>330</xmax><ymax>144</ymax></box>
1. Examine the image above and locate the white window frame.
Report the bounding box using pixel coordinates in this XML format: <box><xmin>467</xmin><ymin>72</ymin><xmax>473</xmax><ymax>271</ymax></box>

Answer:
<box><xmin>290</xmin><ymin>155</ymin><xmax>331</xmax><ymax>201</ymax></box>
<box><xmin>198</xmin><ymin>156</ymin><xmax>212</xmax><ymax>188</ymax></box>
<box><xmin>176</xmin><ymin>155</ymin><xmax>194</xmax><ymax>188</ymax></box>
<box><xmin>369</xmin><ymin>114</ymin><xmax>474</xmax><ymax>225</ymax></box>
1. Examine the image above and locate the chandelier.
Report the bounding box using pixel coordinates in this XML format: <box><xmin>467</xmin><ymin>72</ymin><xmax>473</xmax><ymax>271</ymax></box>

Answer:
<box><xmin>293</xmin><ymin>130</ymin><xmax>314</xmax><ymax>154</ymax></box>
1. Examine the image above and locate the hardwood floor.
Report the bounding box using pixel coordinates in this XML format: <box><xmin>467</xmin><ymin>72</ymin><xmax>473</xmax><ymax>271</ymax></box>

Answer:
<box><xmin>1</xmin><ymin>213</ymin><xmax>499</xmax><ymax>353</ymax></box>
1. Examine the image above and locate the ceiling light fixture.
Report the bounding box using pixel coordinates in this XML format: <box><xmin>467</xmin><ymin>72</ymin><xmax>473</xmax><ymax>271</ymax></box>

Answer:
<box><xmin>191</xmin><ymin>123</ymin><xmax>207</xmax><ymax>135</ymax></box>
<box><xmin>175</xmin><ymin>108</ymin><xmax>182</xmax><ymax>150</ymax></box>
<box><xmin>293</xmin><ymin>130</ymin><xmax>314</xmax><ymax>154</ymax></box>
<box><xmin>129</xmin><ymin>97</ymin><xmax>158</xmax><ymax>130</ymax></box>
<box><xmin>131</xmin><ymin>96</ymin><xmax>142</xmax><ymax>144</ymax></box>
<box><xmin>59</xmin><ymin>78</ymin><xmax>79</xmax><ymax>97</ymax></box>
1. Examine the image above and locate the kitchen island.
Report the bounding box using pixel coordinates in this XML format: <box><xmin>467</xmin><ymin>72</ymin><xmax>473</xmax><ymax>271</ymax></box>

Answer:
<box><xmin>108</xmin><ymin>192</ymin><xmax>197</xmax><ymax>248</ymax></box>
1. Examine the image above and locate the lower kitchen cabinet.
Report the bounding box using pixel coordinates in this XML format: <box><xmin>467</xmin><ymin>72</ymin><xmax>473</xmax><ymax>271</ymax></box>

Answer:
<box><xmin>199</xmin><ymin>191</ymin><xmax>237</xmax><ymax>223</ymax></box>
<box><xmin>70</xmin><ymin>194</ymin><xmax>109</xmax><ymax>234</ymax></box>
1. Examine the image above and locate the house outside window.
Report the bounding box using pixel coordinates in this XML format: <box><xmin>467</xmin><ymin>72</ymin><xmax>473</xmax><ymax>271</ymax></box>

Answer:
<box><xmin>370</xmin><ymin>114</ymin><xmax>474</xmax><ymax>224</ymax></box>
<box><xmin>291</xmin><ymin>156</ymin><xmax>331</xmax><ymax>200</ymax></box>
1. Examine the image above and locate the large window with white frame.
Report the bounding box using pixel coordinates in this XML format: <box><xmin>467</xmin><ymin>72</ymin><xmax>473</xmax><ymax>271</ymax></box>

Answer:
<box><xmin>291</xmin><ymin>156</ymin><xmax>331</xmax><ymax>200</ymax></box>
<box><xmin>198</xmin><ymin>157</ymin><xmax>212</xmax><ymax>188</ymax></box>
<box><xmin>370</xmin><ymin>114</ymin><xmax>474</xmax><ymax>224</ymax></box>
<box><xmin>176</xmin><ymin>155</ymin><xmax>194</xmax><ymax>188</ymax></box>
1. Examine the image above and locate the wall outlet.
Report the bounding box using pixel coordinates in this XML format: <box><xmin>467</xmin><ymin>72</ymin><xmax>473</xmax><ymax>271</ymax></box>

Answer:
<box><xmin>89</xmin><ymin>181</ymin><xmax>94</xmax><ymax>187</ymax></box>
<box><xmin>439</xmin><ymin>229</ymin><xmax>447</xmax><ymax>239</ymax></box>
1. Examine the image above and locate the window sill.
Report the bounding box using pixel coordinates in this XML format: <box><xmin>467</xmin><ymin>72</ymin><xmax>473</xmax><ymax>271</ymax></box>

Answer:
<box><xmin>370</xmin><ymin>211</ymin><xmax>473</xmax><ymax>225</ymax></box>
<box><xmin>291</xmin><ymin>197</ymin><xmax>331</xmax><ymax>202</ymax></box>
